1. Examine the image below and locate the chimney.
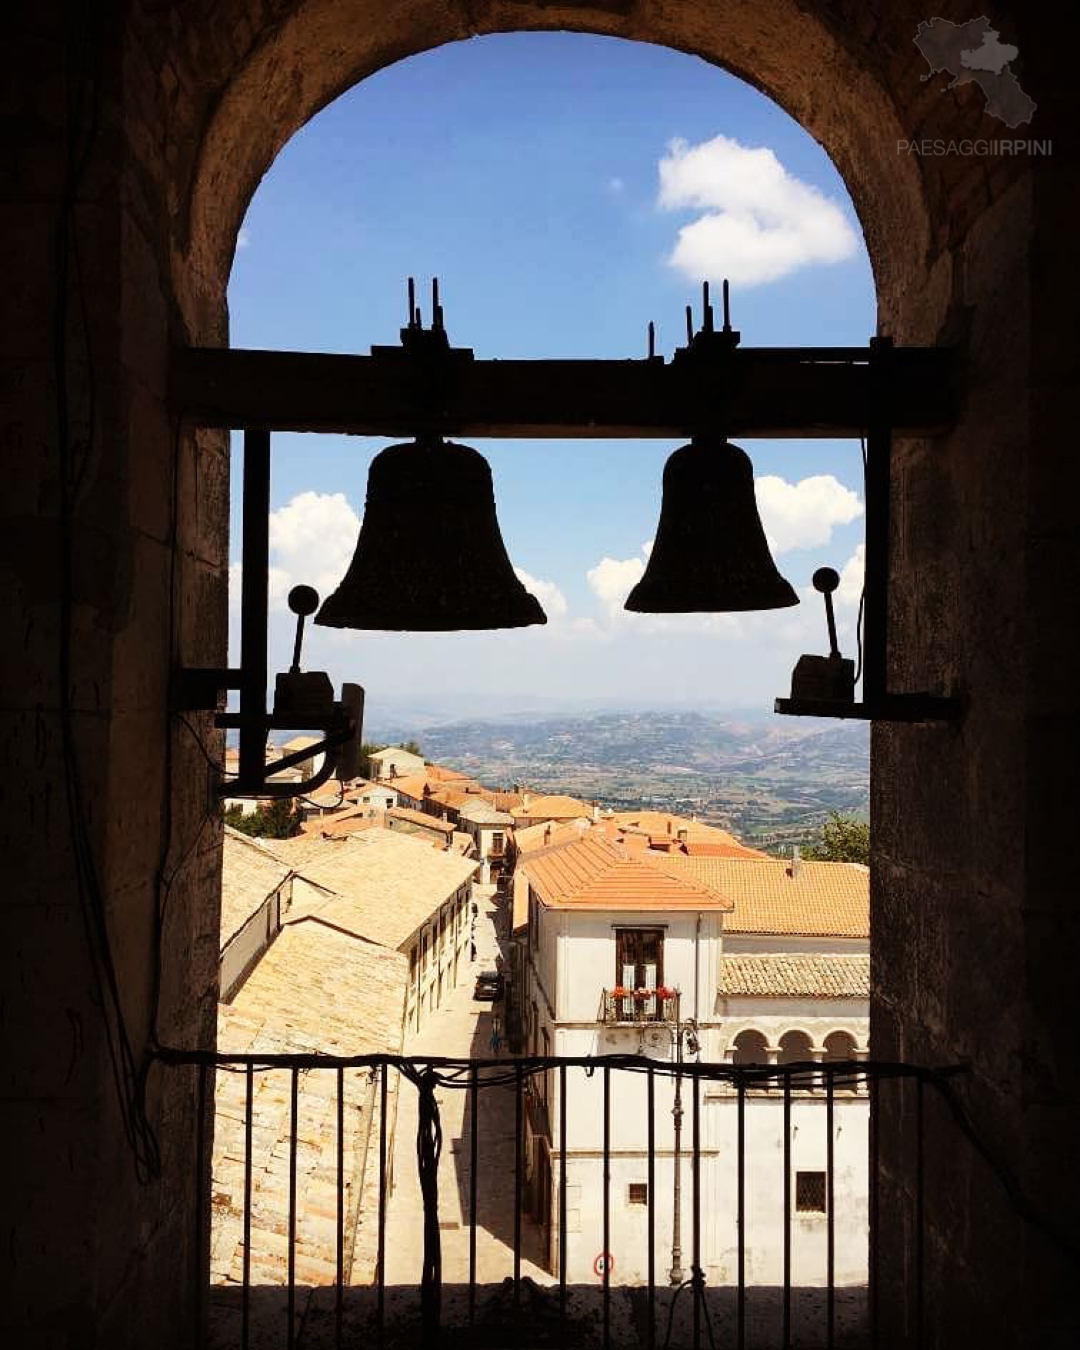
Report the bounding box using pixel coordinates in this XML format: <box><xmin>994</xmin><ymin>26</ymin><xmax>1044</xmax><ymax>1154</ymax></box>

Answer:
<box><xmin>544</xmin><ymin>824</ymin><xmax>553</xmax><ymax>845</ymax></box>
<box><xmin>522</xmin><ymin>790</ymin><xmax>531</xmax><ymax>810</ymax></box>
<box><xmin>791</xmin><ymin>845</ymin><xmax>802</xmax><ymax>879</ymax></box>
<box><xmin>592</xmin><ymin>801</ymin><xmax>600</xmax><ymax>822</ymax></box>
<box><xmin>677</xmin><ymin>828</ymin><xmax>688</xmax><ymax>843</ymax></box>
<box><xmin>667</xmin><ymin>819</ymin><xmax>673</xmax><ymax>834</ymax></box>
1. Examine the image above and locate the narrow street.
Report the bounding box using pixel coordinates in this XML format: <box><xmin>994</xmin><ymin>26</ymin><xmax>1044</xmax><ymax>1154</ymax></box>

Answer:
<box><xmin>382</xmin><ymin>883</ymin><xmax>552</xmax><ymax>1314</ymax></box>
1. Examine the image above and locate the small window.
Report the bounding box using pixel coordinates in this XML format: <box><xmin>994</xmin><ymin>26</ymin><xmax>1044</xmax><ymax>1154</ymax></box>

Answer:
<box><xmin>796</xmin><ymin>1171</ymin><xmax>827</xmax><ymax>1213</ymax></box>
<box><xmin>628</xmin><ymin>1183</ymin><xmax>648</xmax><ymax>1206</ymax></box>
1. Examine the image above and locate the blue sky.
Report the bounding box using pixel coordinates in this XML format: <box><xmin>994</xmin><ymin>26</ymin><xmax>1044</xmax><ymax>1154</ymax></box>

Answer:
<box><xmin>227</xmin><ymin>33</ymin><xmax>875</xmax><ymax>722</ymax></box>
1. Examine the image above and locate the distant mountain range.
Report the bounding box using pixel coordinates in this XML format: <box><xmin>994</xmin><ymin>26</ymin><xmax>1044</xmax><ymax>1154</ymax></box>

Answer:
<box><xmin>367</xmin><ymin>710</ymin><xmax>869</xmax><ymax>852</ymax></box>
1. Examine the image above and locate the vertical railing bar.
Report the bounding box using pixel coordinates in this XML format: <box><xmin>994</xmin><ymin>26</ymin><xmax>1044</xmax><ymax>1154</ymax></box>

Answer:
<box><xmin>288</xmin><ymin>1066</ymin><xmax>299</xmax><ymax>1350</ymax></box>
<box><xmin>783</xmin><ymin>1070</ymin><xmax>792</xmax><ymax>1350</ymax></box>
<box><xmin>869</xmin><ymin>1072</ymin><xmax>879</xmax><ymax>1350</ymax></box>
<box><xmin>647</xmin><ymin>1066</ymin><xmax>656</xmax><ymax>1350</ymax></box>
<box><xmin>692</xmin><ymin>1069</ymin><xmax>701</xmax><ymax>1350</ymax></box>
<box><xmin>827</xmin><ymin>1065</ymin><xmax>835</xmax><ymax>1350</ymax></box>
<box><xmin>238</xmin><ymin>428</ymin><xmax>270</xmax><ymax>782</ymax></box>
<box><xmin>603</xmin><ymin>1063</ymin><xmax>611</xmax><ymax>1350</ymax></box>
<box><xmin>242</xmin><ymin>1063</ymin><xmax>253</xmax><ymax>1350</ymax></box>
<box><xmin>469</xmin><ymin>1065</ymin><xmax>478</xmax><ymax>1326</ymax></box>
<box><xmin>193</xmin><ymin>1062</ymin><xmax>207</xmax><ymax>1350</ymax></box>
<box><xmin>514</xmin><ymin>1062</ymin><xmax>523</xmax><ymax>1307</ymax></box>
<box><xmin>336</xmin><ymin>1066</ymin><xmax>344</xmax><ymax>1350</ymax></box>
<box><xmin>916</xmin><ymin>1074</ymin><xmax>925</xmax><ymax>1350</ymax></box>
<box><xmin>737</xmin><ymin>1074</ymin><xmax>746</xmax><ymax>1350</ymax></box>
<box><xmin>378</xmin><ymin>1064</ymin><xmax>388</xmax><ymax>1348</ymax></box>
<box><xmin>560</xmin><ymin>1062</ymin><xmax>568</xmax><ymax>1341</ymax></box>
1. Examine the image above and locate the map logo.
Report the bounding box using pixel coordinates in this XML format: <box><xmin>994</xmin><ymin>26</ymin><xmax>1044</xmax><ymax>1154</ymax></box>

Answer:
<box><xmin>914</xmin><ymin>17</ymin><xmax>1035</xmax><ymax>128</ymax></box>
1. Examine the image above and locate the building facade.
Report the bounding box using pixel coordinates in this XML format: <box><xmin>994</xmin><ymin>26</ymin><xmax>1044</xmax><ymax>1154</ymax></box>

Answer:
<box><xmin>514</xmin><ymin>834</ymin><xmax>870</xmax><ymax>1288</ymax></box>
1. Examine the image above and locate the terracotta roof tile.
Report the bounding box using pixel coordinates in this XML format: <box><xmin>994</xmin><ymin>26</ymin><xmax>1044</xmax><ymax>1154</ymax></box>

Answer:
<box><xmin>300</xmin><ymin>808</ymin><xmax>379</xmax><ymax>839</ymax></box>
<box><xmin>386</xmin><ymin>806</ymin><xmax>455</xmax><ymax>834</ymax></box>
<box><xmin>384</xmin><ymin>772</ymin><xmax>429</xmax><ymax>801</ymax></box>
<box><xmin>721</xmin><ymin>953</ymin><xmax>869</xmax><ymax>998</ymax></box>
<box><xmin>511</xmin><ymin>793</ymin><xmax>594</xmax><ymax>821</ymax></box>
<box><xmin>513</xmin><ymin>817</ymin><xmax>592</xmax><ymax>853</ymax></box>
<box><xmin>285</xmin><ymin>830</ymin><xmax>477</xmax><ymax>949</ymax></box>
<box><xmin>654</xmin><ymin>857</ymin><xmax>868</xmax><ymax>937</ymax></box>
<box><xmin>521</xmin><ymin>834</ymin><xmax>734</xmax><ymax>912</ymax></box>
<box><xmin>457</xmin><ymin>798</ymin><xmax>513</xmax><ymax>825</ymax></box>
<box><xmin>211</xmin><ymin>923</ymin><xmax>406</xmax><ymax>1291</ymax></box>
<box><xmin>220</xmin><ymin>828</ymin><xmax>293</xmax><ymax>951</ymax></box>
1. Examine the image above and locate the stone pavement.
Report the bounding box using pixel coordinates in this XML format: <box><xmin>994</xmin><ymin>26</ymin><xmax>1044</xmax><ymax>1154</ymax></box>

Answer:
<box><xmin>382</xmin><ymin>882</ymin><xmax>552</xmax><ymax>1294</ymax></box>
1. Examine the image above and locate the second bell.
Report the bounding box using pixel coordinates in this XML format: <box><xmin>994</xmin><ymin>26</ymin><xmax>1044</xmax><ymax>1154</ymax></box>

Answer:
<box><xmin>626</xmin><ymin>435</ymin><xmax>799</xmax><ymax>613</ymax></box>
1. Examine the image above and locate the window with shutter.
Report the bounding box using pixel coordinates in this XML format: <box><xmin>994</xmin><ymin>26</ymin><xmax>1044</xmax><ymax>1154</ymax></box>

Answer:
<box><xmin>614</xmin><ymin>929</ymin><xmax>664</xmax><ymax>1016</ymax></box>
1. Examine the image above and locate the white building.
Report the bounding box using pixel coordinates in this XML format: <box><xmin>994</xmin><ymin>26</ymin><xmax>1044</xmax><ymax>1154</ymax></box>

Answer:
<box><xmin>262</xmin><ymin>829</ymin><xmax>479</xmax><ymax>1035</ymax></box>
<box><xmin>514</xmin><ymin>832</ymin><xmax>869</xmax><ymax>1290</ymax></box>
<box><xmin>367</xmin><ymin>745</ymin><xmax>426</xmax><ymax>781</ymax></box>
<box><xmin>457</xmin><ymin>797</ymin><xmax>513</xmax><ymax>886</ymax></box>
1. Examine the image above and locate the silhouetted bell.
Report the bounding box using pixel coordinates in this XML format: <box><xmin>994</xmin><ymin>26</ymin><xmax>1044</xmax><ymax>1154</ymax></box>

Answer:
<box><xmin>625</xmin><ymin>435</ymin><xmax>799</xmax><ymax>613</ymax></box>
<box><xmin>315</xmin><ymin>436</ymin><xmax>547</xmax><ymax>631</ymax></box>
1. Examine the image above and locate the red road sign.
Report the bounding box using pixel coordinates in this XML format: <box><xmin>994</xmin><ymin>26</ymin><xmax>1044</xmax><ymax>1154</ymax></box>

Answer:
<box><xmin>593</xmin><ymin>1252</ymin><xmax>614</xmax><ymax>1278</ymax></box>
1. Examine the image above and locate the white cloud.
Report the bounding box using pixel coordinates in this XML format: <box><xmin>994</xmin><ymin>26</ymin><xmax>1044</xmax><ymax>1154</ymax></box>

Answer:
<box><xmin>231</xmin><ymin>491</ymin><xmax>361</xmax><ymax>613</ymax></box>
<box><xmin>835</xmin><ymin>542</ymin><xmax>865</xmax><ymax>609</ymax></box>
<box><xmin>607</xmin><ymin>176</ymin><xmax>625</xmax><ymax>195</ymax></box>
<box><xmin>236</xmin><ymin>226</ymin><xmax>251</xmax><ymax>250</ymax></box>
<box><xmin>587</xmin><ymin>548</ymin><xmax>648</xmax><ymax>616</ymax></box>
<box><xmin>586</xmin><ymin>541</ymin><xmax>743</xmax><ymax>637</ymax></box>
<box><xmin>755</xmin><ymin>474</ymin><xmax>863</xmax><ymax>554</ymax></box>
<box><xmin>657</xmin><ymin>134</ymin><xmax>859</xmax><ymax>287</ymax></box>
<box><xmin>514</xmin><ymin>567</ymin><xmax>568</xmax><ymax>621</ymax></box>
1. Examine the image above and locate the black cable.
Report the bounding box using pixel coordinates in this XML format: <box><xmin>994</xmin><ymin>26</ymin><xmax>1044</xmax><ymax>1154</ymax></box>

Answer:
<box><xmin>179</xmin><ymin>714</ymin><xmax>230</xmax><ymax>777</ymax></box>
<box><xmin>53</xmin><ymin>3</ymin><xmax>160</xmax><ymax>1182</ymax></box>
<box><xmin>851</xmin><ymin>434</ymin><xmax>868</xmax><ymax>686</ymax></box>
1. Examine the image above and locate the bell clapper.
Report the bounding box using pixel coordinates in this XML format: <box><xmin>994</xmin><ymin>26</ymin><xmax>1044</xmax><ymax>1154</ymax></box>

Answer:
<box><xmin>287</xmin><ymin>584</ymin><xmax>320</xmax><ymax>673</ymax></box>
<box><xmin>814</xmin><ymin>566</ymin><xmax>842</xmax><ymax>659</ymax></box>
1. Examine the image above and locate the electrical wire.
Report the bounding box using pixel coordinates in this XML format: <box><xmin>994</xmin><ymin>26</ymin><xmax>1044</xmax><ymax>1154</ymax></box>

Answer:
<box><xmin>853</xmin><ymin>432</ymin><xmax>869</xmax><ymax>685</ymax></box>
<box><xmin>54</xmin><ymin>2</ymin><xmax>160</xmax><ymax>1182</ymax></box>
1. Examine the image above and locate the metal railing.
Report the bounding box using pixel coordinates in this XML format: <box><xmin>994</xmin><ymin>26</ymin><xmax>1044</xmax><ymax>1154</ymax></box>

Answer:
<box><xmin>601</xmin><ymin>990</ymin><xmax>679</xmax><ymax>1024</ymax></box>
<box><xmin>153</xmin><ymin>1049</ymin><xmax>1062</xmax><ymax>1350</ymax></box>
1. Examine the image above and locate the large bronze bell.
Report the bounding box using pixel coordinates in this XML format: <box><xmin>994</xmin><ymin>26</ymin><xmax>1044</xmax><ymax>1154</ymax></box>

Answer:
<box><xmin>625</xmin><ymin>435</ymin><xmax>799</xmax><ymax>613</ymax></box>
<box><xmin>315</xmin><ymin>436</ymin><xmax>547</xmax><ymax>631</ymax></box>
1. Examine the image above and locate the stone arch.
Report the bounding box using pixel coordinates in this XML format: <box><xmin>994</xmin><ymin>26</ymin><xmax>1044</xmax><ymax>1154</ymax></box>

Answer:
<box><xmin>171</xmin><ymin>2</ymin><xmax>948</xmax><ymax>349</ymax></box>
<box><xmin>778</xmin><ymin>1027</ymin><xmax>816</xmax><ymax>1089</ymax></box>
<box><xmin>823</xmin><ymin>1028</ymin><xmax>859</xmax><ymax>1060</ymax></box>
<box><xmin>730</xmin><ymin>1027</ymin><xmax>769</xmax><ymax>1065</ymax></box>
<box><xmin>824</xmin><ymin>1028</ymin><xmax>862</xmax><ymax>1091</ymax></box>
<box><xmin>777</xmin><ymin>1028</ymin><xmax>814</xmax><ymax>1061</ymax></box>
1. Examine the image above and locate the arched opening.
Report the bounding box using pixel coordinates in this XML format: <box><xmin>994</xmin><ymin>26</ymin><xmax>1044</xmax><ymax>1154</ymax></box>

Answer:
<box><xmin>160</xmin><ymin>9</ymin><xmax>1060</xmax><ymax>1346</ymax></box>
<box><xmin>824</xmin><ymin>1028</ymin><xmax>860</xmax><ymax>1092</ymax></box>
<box><xmin>731</xmin><ymin>1028</ymin><xmax>769</xmax><ymax>1066</ymax></box>
<box><xmin>778</xmin><ymin>1028</ymin><xmax>816</xmax><ymax>1090</ymax></box>
<box><xmin>10</xmin><ymin>5</ymin><xmax>1067</xmax><ymax>1349</ymax></box>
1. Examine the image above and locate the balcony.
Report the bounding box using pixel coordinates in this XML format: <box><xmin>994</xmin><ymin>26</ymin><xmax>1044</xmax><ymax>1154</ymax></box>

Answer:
<box><xmin>602</xmin><ymin>986</ymin><xmax>679</xmax><ymax>1024</ymax></box>
<box><xmin>157</xmin><ymin>1047</ymin><xmax>1049</xmax><ymax>1350</ymax></box>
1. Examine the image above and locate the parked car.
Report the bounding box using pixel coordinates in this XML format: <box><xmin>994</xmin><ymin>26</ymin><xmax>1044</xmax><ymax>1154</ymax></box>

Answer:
<box><xmin>473</xmin><ymin>969</ymin><xmax>504</xmax><ymax>1001</ymax></box>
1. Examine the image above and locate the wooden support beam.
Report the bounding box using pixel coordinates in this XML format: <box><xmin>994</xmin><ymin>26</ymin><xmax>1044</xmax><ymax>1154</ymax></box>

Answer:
<box><xmin>171</xmin><ymin>344</ymin><xmax>955</xmax><ymax>439</ymax></box>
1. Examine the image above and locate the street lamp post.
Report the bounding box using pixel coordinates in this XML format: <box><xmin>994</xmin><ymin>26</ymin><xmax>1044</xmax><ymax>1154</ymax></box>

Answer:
<box><xmin>669</xmin><ymin>1001</ymin><xmax>700</xmax><ymax>1287</ymax></box>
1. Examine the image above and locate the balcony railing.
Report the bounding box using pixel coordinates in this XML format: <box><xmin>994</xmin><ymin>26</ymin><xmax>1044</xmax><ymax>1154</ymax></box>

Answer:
<box><xmin>153</xmin><ymin>1048</ymin><xmax>1064</xmax><ymax>1350</ymax></box>
<box><xmin>602</xmin><ymin>987</ymin><xmax>679</xmax><ymax>1024</ymax></box>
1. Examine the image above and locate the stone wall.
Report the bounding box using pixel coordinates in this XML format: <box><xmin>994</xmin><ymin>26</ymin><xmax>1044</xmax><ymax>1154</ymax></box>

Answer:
<box><xmin>3</xmin><ymin>3</ymin><xmax>1075</xmax><ymax>1346</ymax></box>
